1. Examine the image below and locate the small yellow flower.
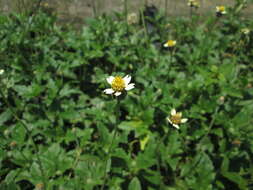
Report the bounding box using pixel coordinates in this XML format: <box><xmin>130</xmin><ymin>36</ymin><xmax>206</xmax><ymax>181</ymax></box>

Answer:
<box><xmin>188</xmin><ymin>0</ymin><xmax>200</xmax><ymax>8</ymax></box>
<box><xmin>241</xmin><ymin>28</ymin><xmax>250</xmax><ymax>35</ymax></box>
<box><xmin>104</xmin><ymin>75</ymin><xmax>135</xmax><ymax>96</ymax></box>
<box><xmin>167</xmin><ymin>109</ymin><xmax>188</xmax><ymax>129</ymax></box>
<box><xmin>164</xmin><ymin>40</ymin><xmax>176</xmax><ymax>48</ymax></box>
<box><xmin>216</xmin><ymin>6</ymin><xmax>226</xmax><ymax>16</ymax></box>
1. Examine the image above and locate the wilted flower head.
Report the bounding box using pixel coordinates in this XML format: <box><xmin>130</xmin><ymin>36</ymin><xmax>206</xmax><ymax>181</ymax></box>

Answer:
<box><xmin>41</xmin><ymin>2</ymin><xmax>49</xmax><ymax>7</ymax></box>
<box><xmin>167</xmin><ymin>109</ymin><xmax>188</xmax><ymax>129</ymax></box>
<box><xmin>241</xmin><ymin>28</ymin><xmax>250</xmax><ymax>35</ymax></box>
<box><xmin>188</xmin><ymin>0</ymin><xmax>200</xmax><ymax>8</ymax></box>
<box><xmin>216</xmin><ymin>6</ymin><xmax>226</xmax><ymax>17</ymax></box>
<box><xmin>218</xmin><ymin>96</ymin><xmax>225</xmax><ymax>104</ymax></box>
<box><xmin>35</xmin><ymin>183</ymin><xmax>44</xmax><ymax>190</ymax></box>
<box><xmin>164</xmin><ymin>40</ymin><xmax>176</xmax><ymax>48</ymax></box>
<box><xmin>104</xmin><ymin>75</ymin><xmax>135</xmax><ymax>96</ymax></box>
<box><xmin>127</xmin><ymin>13</ymin><xmax>138</xmax><ymax>25</ymax></box>
<box><xmin>0</xmin><ymin>69</ymin><xmax>4</xmax><ymax>75</ymax></box>
<box><xmin>165</xmin><ymin>23</ymin><xmax>171</xmax><ymax>29</ymax></box>
<box><xmin>10</xmin><ymin>141</ymin><xmax>17</xmax><ymax>148</ymax></box>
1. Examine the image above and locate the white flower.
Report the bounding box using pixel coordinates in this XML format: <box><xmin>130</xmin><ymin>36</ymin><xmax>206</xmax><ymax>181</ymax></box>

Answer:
<box><xmin>163</xmin><ymin>40</ymin><xmax>176</xmax><ymax>48</ymax></box>
<box><xmin>127</xmin><ymin>13</ymin><xmax>138</xmax><ymax>25</ymax></box>
<box><xmin>216</xmin><ymin>6</ymin><xmax>226</xmax><ymax>16</ymax></box>
<box><xmin>104</xmin><ymin>75</ymin><xmax>135</xmax><ymax>96</ymax></box>
<box><xmin>188</xmin><ymin>0</ymin><xmax>199</xmax><ymax>8</ymax></box>
<box><xmin>167</xmin><ymin>109</ymin><xmax>188</xmax><ymax>129</ymax></box>
<box><xmin>241</xmin><ymin>28</ymin><xmax>250</xmax><ymax>35</ymax></box>
<box><xmin>0</xmin><ymin>69</ymin><xmax>4</xmax><ymax>75</ymax></box>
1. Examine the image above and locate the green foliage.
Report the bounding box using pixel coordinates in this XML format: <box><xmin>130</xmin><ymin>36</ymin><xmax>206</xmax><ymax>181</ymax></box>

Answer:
<box><xmin>0</xmin><ymin>5</ymin><xmax>253</xmax><ymax>190</ymax></box>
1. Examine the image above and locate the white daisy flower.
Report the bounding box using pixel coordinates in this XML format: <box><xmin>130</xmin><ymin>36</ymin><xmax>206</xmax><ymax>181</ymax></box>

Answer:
<box><xmin>163</xmin><ymin>40</ymin><xmax>176</xmax><ymax>48</ymax></box>
<box><xmin>241</xmin><ymin>28</ymin><xmax>250</xmax><ymax>35</ymax></box>
<box><xmin>127</xmin><ymin>13</ymin><xmax>138</xmax><ymax>25</ymax></box>
<box><xmin>167</xmin><ymin>109</ymin><xmax>188</xmax><ymax>129</ymax></box>
<box><xmin>0</xmin><ymin>69</ymin><xmax>4</xmax><ymax>75</ymax></box>
<box><xmin>104</xmin><ymin>75</ymin><xmax>135</xmax><ymax>96</ymax></box>
<box><xmin>216</xmin><ymin>6</ymin><xmax>226</xmax><ymax>16</ymax></box>
<box><xmin>188</xmin><ymin>0</ymin><xmax>199</xmax><ymax>8</ymax></box>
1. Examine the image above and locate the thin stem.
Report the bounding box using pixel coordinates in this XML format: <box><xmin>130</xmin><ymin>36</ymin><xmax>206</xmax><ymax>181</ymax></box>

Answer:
<box><xmin>100</xmin><ymin>98</ymin><xmax>120</xmax><ymax>190</ymax></box>
<box><xmin>0</xmin><ymin>90</ymin><xmax>30</xmax><ymax>133</ymax></box>
<box><xmin>156</xmin><ymin>131</ymin><xmax>169</xmax><ymax>189</ymax></box>
<box><xmin>179</xmin><ymin>106</ymin><xmax>219</xmax><ymax>179</ymax></box>
<box><xmin>165</xmin><ymin>0</ymin><xmax>168</xmax><ymax>17</ymax></box>
<box><xmin>170</xmin><ymin>50</ymin><xmax>173</xmax><ymax>66</ymax></box>
<box><xmin>200</xmin><ymin>106</ymin><xmax>219</xmax><ymax>143</ymax></box>
<box><xmin>91</xmin><ymin>0</ymin><xmax>97</xmax><ymax>17</ymax></box>
<box><xmin>124</xmin><ymin>0</ymin><xmax>129</xmax><ymax>36</ymax></box>
<box><xmin>140</xmin><ymin>6</ymin><xmax>148</xmax><ymax>45</ymax></box>
<box><xmin>68</xmin><ymin>126</ymin><xmax>81</xmax><ymax>182</ymax></box>
<box><xmin>0</xmin><ymin>88</ymin><xmax>47</xmax><ymax>189</ymax></box>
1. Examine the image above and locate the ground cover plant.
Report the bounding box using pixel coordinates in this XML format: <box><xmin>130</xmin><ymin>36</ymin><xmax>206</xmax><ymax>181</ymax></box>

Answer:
<box><xmin>0</xmin><ymin>0</ymin><xmax>253</xmax><ymax>189</ymax></box>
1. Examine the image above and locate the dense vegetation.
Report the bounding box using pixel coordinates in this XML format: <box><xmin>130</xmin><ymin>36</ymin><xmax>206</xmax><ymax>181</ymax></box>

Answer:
<box><xmin>0</xmin><ymin>2</ymin><xmax>253</xmax><ymax>189</ymax></box>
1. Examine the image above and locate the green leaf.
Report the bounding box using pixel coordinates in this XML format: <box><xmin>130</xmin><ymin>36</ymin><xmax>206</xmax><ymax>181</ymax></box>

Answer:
<box><xmin>221</xmin><ymin>171</ymin><xmax>247</xmax><ymax>189</ymax></box>
<box><xmin>128</xmin><ymin>177</ymin><xmax>141</xmax><ymax>190</ymax></box>
<box><xmin>59</xmin><ymin>85</ymin><xmax>81</xmax><ymax>97</ymax></box>
<box><xmin>223</xmin><ymin>87</ymin><xmax>243</xmax><ymax>98</ymax></box>
<box><xmin>0</xmin><ymin>109</ymin><xmax>12</xmax><ymax>125</ymax></box>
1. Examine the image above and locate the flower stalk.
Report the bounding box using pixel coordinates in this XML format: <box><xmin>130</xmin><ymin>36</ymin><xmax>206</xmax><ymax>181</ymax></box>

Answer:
<box><xmin>0</xmin><ymin>87</ymin><xmax>47</xmax><ymax>189</ymax></box>
<box><xmin>100</xmin><ymin>97</ymin><xmax>120</xmax><ymax>190</ymax></box>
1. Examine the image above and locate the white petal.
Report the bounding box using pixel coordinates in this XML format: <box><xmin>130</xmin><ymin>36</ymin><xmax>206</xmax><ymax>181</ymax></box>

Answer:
<box><xmin>181</xmin><ymin>118</ymin><xmax>188</xmax><ymax>123</ymax></box>
<box><xmin>0</xmin><ymin>69</ymin><xmax>4</xmax><ymax>75</ymax></box>
<box><xmin>123</xmin><ymin>75</ymin><xmax>131</xmax><ymax>85</ymax></box>
<box><xmin>106</xmin><ymin>76</ymin><xmax>114</xmax><ymax>85</ymax></box>
<box><xmin>167</xmin><ymin>117</ymin><xmax>172</xmax><ymax>124</ymax></box>
<box><xmin>178</xmin><ymin>112</ymin><xmax>182</xmax><ymax>117</ymax></box>
<box><xmin>104</xmin><ymin>88</ymin><xmax>114</xmax><ymax>94</ymax></box>
<box><xmin>114</xmin><ymin>92</ymin><xmax>122</xmax><ymax>96</ymax></box>
<box><xmin>163</xmin><ymin>43</ymin><xmax>168</xmax><ymax>47</ymax></box>
<box><xmin>171</xmin><ymin>109</ymin><xmax>176</xmax><ymax>115</ymax></box>
<box><xmin>172</xmin><ymin>124</ymin><xmax>180</xmax><ymax>129</ymax></box>
<box><xmin>125</xmin><ymin>83</ymin><xmax>135</xmax><ymax>91</ymax></box>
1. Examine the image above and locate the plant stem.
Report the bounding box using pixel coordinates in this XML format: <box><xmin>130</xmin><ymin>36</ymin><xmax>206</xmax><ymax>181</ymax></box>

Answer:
<box><xmin>156</xmin><ymin>131</ymin><xmax>169</xmax><ymax>189</ymax></box>
<box><xmin>165</xmin><ymin>0</ymin><xmax>168</xmax><ymax>17</ymax></box>
<box><xmin>100</xmin><ymin>98</ymin><xmax>120</xmax><ymax>190</ymax></box>
<box><xmin>170</xmin><ymin>50</ymin><xmax>173</xmax><ymax>66</ymax></box>
<box><xmin>0</xmin><ymin>88</ymin><xmax>47</xmax><ymax>189</ymax></box>
<box><xmin>140</xmin><ymin>4</ymin><xmax>148</xmax><ymax>45</ymax></box>
<box><xmin>200</xmin><ymin>106</ymin><xmax>219</xmax><ymax>143</ymax></box>
<box><xmin>91</xmin><ymin>0</ymin><xmax>97</xmax><ymax>17</ymax></box>
<box><xmin>124</xmin><ymin>0</ymin><xmax>129</xmax><ymax>36</ymax></box>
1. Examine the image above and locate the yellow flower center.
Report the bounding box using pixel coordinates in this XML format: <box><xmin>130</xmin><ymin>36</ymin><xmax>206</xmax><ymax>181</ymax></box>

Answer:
<box><xmin>218</xmin><ymin>6</ymin><xmax>225</xmax><ymax>12</ymax></box>
<box><xmin>166</xmin><ymin>40</ymin><xmax>176</xmax><ymax>47</ymax></box>
<box><xmin>111</xmin><ymin>76</ymin><xmax>125</xmax><ymax>92</ymax></box>
<box><xmin>170</xmin><ymin>113</ymin><xmax>182</xmax><ymax>124</ymax></box>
